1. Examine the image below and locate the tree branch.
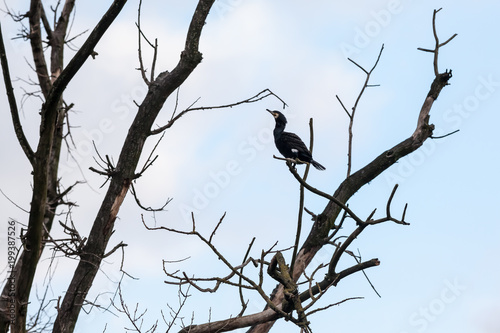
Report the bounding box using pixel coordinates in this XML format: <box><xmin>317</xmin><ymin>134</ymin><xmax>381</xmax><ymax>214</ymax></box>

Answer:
<box><xmin>343</xmin><ymin>44</ymin><xmax>384</xmax><ymax>177</ymax></box>
<box><xmin>53</xmin><ymin>2</ymin><xmax>218</xmax><ymax>332</ymax></box>
<box><xmin>290</xmin><ymin>118</ymin><xmax>314</xmax><ymax>275</ymax></box>
<box><xmin>50</xmin><ymin>0</ymin><xmax>76</xmax><ymax>83</ymax></box>
<box><xmin>0</xmin><ymin>22</ymin><xmax>35</xmax><ymax>165</ymax></box>
<box><xmin>28</xmin><ymin>0</ymin><xmax>52</xmax><ymax>98</ymax></box>
<box><xmin>151</xmin><ymin>89</ymin><xmax>287</xmax><ymax>135</ymax></box>
<box><xmin>417</xmin><ymin>8</ymin><xmax>457</xmax><ymax>76</ymax></box>
<box><xmin>249</xmin><ymin>10</ymin><xmax>455</xmax><ymax>333</ymax></box>
<box><xmin>44</xmin><ymin>0</ymin><xmax>128</xmax><ymax>121</ymax></box>
<box><xmin>136</xmin><ymin>0</ymin><xmax>152</xmax><ymax>85</ymax></box>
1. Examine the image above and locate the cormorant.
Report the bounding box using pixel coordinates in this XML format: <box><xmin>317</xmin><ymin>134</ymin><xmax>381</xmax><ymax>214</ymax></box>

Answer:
<box><xmin>267</xmin><ymin>109</ymin><xmax>325</xmax><ymax>170</ymax></box>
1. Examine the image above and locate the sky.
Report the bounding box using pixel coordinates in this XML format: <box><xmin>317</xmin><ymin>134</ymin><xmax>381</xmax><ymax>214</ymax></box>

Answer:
<box><xmin>1</xmin><ymin>0</ymin><xmax>500</xmax><ymax>332</ymax></box>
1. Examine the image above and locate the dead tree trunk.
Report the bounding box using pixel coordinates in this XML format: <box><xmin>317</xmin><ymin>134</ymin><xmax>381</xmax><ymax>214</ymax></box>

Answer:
<box><xmin>52</xmin><ymin>1</ymin><xmax>216</xmax><ymax>332</ymax></box>
<box><xmin>0</xmin><ymin>1</ymin><xmax>127</xmax><ymax>332</ymax></box>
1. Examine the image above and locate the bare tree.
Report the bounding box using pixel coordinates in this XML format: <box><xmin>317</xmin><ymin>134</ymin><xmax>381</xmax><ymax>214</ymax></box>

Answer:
<box><xmin>0</xmin><ymin>2</ymin><xmax>456</xmax><ymax>333</ymax></box>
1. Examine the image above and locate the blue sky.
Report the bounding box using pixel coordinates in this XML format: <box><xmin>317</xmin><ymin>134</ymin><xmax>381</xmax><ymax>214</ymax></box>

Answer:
<box><xmin>1</xmin><ymin>0</ymin><xmax>499</xmax><ymax>332</ymax></box>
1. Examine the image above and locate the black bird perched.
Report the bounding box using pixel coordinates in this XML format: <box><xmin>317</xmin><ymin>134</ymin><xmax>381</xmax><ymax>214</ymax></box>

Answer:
<box><xmin>267</xmin><ymin>109</ymin><xmax>326</xmax><ymax>170</ymax></box>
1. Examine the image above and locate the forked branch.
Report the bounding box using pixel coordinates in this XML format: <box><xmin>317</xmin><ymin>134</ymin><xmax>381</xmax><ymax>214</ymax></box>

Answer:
<box><xmin>137</xmin><ymin>0</ymin><xmax>159</xmax><ymax>85</ymax></box>
<box><xmin>417</xmin><ymin>8</ymin><xmax>458</xmax><ymax>76</ymax></box>
<box><xmin>337</xmin><ymin>44</ymin><xmax>384</xmax><ymax>177</ymax></box>
<box><xmin>142</xmin><ymin>214</ymin><xmax>290</xmax><ymax>321</ymax></box>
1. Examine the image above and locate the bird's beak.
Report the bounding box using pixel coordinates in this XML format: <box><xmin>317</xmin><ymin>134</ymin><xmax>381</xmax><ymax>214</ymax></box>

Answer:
<box><xmin>266</xmin><ymin>109</ymin><xmax>274</xmax><ymax>116</ymax></box>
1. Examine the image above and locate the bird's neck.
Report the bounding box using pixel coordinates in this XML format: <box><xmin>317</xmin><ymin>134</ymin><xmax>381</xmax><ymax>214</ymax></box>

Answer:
<box><xmin>273</xmin><ymin>120</ymin><xmax>286</xmax><ymax>138</ymax></box>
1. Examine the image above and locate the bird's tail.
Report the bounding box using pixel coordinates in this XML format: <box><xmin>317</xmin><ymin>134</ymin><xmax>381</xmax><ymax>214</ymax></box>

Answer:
<box><xmin>311</xmin><ymin>160</ymin><xmax>326</xmax><ymax>171</ymax></box>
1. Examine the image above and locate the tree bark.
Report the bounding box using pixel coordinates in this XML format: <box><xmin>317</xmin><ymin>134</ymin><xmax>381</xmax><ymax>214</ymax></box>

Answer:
<box><xmin>52</xmin><ymin>1</ymin><xmax>216</xmax><ymax>332</ymax></box>
<box><xmin>0</xmin><ymin>1</ymin><xmax>127</xmax><ymax>332</ymax></box>
<box><xmin>7</xmin><ymin>0</ymin><xmax>74</xmax><ymax>331</ymax></box>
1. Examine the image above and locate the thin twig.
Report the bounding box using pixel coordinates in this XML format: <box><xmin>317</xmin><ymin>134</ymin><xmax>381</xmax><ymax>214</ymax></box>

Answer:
<box><xmin>150</xmin><ymin>38</ymin><xmax>158</xmax><ymax>82</ymax></box>
<box><xmin>143</xmin><ymin>214</ymin><xmax>290</xmax><ymax>319</ymax></box>
<box><xmin>0</xmin><ymin>187</ymin><xmax>29</xmax><ymax>213</ymax></box>
<box><xmin>208</xmin><ymin>212</ymin><xmax>226</xmax><ymax>244</ymax></box>
<box><xmin>237</xmin><ymin>237</ymin><xmax>255</xmax><ymax>317</ymax></box>
<box><xmin>344</xmin><ymin>44</ymin><xmax>384</xmax><ymax>177</ymax></box>
<box><xmin>355</xmin><ymin>249</ymin><xmax>381</xmax><ymax>298</ymax></box>
<box><xmin>165</xmin><ymin>285</ymin><xmax>191</xmax><ymax>332</ymax></box>
<box><xmin>136</xmin><ymin>131</ymin><xmax>166</xmax><ymax>177</ymax></box>
<box><xmin>137</xmin><ymin>0</ymin><xmax>150</xmax><ymax>85</ymax></box>
<box><xmin>305</xmin><ymin>297</ymin><xmax>363</xmax><ymax>317</ymax></box>
<box><xmin>431</xmin><ymin>129</ymin><xmax>459</xmax><ymax>139</ymax></box>
<box><xmin>417</xmin><ymin>8</ymin><xmax>457</xmax><ymax>76</ymax></box>
<box><xmin>130</xmin><ymin>182</ymin><xmax>173</xmax><ymax>212</ymax></box>
<box><xmin>285</xmin><ymin>163</ymin><xmax>366</xmax><ymax>226</ymax></box>
<box><xmin>290</xmin><ymin>118</ymin><xmax>314</xmax><ymax>276</ymax></box>
<box><xmin>151</xmin><ymin>89</ymin><xmax>287</xmax><ymax>135</ymax></box>
<box><xmin>336</xmin><ymin>95</ymin><xmax>351</xmax><ymax>118</ymax></box>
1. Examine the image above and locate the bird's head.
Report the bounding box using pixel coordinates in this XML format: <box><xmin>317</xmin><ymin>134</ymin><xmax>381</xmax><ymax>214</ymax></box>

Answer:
<box><xmin>266</xmin><ymin>109</ymin><xmax>287</xmax><ymax>124</ymax></box>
